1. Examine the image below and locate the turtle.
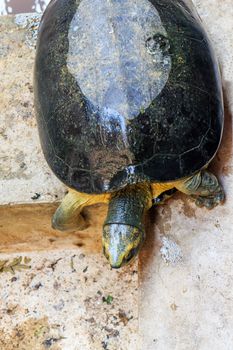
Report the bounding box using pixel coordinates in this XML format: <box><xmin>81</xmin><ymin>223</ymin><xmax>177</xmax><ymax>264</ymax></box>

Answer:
<box><xmin>34</xmin><ymin>0</ymin><xmax>224</xmax><ymax>268</ymax></box>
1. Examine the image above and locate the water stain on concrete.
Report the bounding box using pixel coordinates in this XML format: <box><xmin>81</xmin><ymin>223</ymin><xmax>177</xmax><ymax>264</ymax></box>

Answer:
<box><xmin>0</xmin><ymin>317</ymin><xmax>62</xmax><ymax>350</ymax></box>
<box><xmin>139</xmin><ymin>207</ymin><xmax>165</xmax><ymax>276</ymax></box>
<box><xmin>210</xmin><ymin>86</ymin><xmax>233</xmax><ymax>177</ymax></box>
<box><xmin>156</xmin><ymin>205</ymin><xmax>172</xmax><ymax>235</ymax></box>
<box><xmin>180</xmin><ymin>200</ymin><xmax>197</xmax><ymax>219</ymax></box>
<box><xmin>222</xmin><ymin>164</ymin><xmax>233</xmax><ymax>176</ymax></box>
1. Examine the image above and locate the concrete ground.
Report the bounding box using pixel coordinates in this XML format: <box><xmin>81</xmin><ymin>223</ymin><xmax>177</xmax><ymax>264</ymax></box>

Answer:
<box><xmin>139</xmin><ymin>1</ymin><xmax>233</xmax><ymax>349</ymax></box>
<box><xmin>0</xmin><ymin>1</ymin><xmax>233</xmax><ymax>349</ymax></box>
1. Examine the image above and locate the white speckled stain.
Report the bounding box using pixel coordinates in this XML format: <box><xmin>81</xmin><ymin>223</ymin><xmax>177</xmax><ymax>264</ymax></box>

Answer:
<box><xmin>160</xmin><ymin>236</ymin><xmax>183</xmax><ymax>265</ymax></box>
<box><xmin>67</xmin><ymin>0</ymin><xmax>171</xmax><ymax>142</ymax></box>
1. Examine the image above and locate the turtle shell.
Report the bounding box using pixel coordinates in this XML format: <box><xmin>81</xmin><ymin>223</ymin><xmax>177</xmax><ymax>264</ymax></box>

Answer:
<box><xmin>34</xmin><ymin>0</ymin><xmax>223</xmax><ymax>194</ymax></box>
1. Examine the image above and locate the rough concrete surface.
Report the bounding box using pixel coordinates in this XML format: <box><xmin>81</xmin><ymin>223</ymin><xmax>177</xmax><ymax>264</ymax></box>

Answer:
<box><xmin>0</xmin><ymin>14</ymin><xmax>65</xmax><ymax>205</ymax></box>
<box><xmin>139</xmin><ymin>1</ymin><xmax>233</xmax><ymax>349</ymax></box>
<box><xmin>0</xmin><ymin>250</ymin><xmax>138</xmax><ymax>350</ymax></box>
<box><xmin>0</xmin><ymin>1</ymin><xmax>233</xmax><ymax>349</ymax></box>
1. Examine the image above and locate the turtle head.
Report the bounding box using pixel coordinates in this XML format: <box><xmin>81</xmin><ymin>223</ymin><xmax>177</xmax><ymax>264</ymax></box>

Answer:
<box><xmin>103</xmin><ymin>224</ymin><xmax>144</xmax><ymax>268</ymax></box>
<box><xmin>102</xmin><ymin>183</ymin><xmax>152</xmax><ymax>268</ymax></box>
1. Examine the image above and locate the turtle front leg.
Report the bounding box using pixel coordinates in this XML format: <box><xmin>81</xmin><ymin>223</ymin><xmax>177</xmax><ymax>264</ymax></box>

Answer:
<box><xmin>176</xmin><ymin>170</ymin><xmax>225</xmax><ymax>209</ymax></box>
<box><xmin>52</xmin><ymin>190</ymin><xmax>94</xmax><ymax>231</ymax></box>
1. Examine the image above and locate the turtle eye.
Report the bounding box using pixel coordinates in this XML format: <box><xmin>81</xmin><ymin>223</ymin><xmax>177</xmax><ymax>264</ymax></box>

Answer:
<box><xmin>124</xmin><ymin>247</ymin><xmax>138</xmax><ymax>263</ymax></box>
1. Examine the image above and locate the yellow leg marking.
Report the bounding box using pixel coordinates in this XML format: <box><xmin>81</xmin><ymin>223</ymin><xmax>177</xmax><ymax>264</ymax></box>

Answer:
<box><xmin>68</xmin><ymin>188</ymin><xmax>110</xmax><ymax>206</ymax></box>
<box><xmin>151</xmin><ymin>177</ymin><xmax>194</xmax><ymax>198</ymax></box>
<box><xmin>174</xmin><ymin>174</ymin><xmax>202</xmax><ymax>195</ymax></box>
<box><xmin>52</xmin><ymin>189</ymin><xmax>110</xmax><ymax>231</ymax></box>
<box><xmin>151</xmin><ymin>181</ymin><xmax>177</xmax><ymax>198</ymax></box>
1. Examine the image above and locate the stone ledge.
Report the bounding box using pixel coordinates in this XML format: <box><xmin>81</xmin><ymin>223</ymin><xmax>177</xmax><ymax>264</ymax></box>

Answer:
<box><xmin>0</xmin><ymin>203</ymin><xmax>108</xmax><ymax>253</ymax></box>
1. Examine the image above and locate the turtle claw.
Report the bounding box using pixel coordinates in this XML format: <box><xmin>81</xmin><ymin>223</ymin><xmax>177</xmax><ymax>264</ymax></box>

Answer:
<box><xmin>192</xmin><ymin>189</ymin><xmax>225</xmax><ymax>209</ymax></box>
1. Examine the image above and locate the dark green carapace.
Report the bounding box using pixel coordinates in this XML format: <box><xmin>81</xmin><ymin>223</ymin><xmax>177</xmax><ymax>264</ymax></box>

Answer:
<box><xmin>34</xmin><ymin>0</ymin><xmax>224</xmax><ymax>268</ymax></box>
<box><xmin>34</xmin><ymin>0</ymin><xmax>223</xmax><ymax>194</ymax></box>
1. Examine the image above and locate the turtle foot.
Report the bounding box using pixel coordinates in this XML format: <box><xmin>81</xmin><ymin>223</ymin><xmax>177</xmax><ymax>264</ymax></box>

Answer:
<box><xmin>191</xmin><ymin>189</ymin><xmax>225</xmax><ymax>209</ymax></box>
<box><xmin>52</xmin><ymin>209</ymin><xmax>88</xmax><ymax>232</ymax></box>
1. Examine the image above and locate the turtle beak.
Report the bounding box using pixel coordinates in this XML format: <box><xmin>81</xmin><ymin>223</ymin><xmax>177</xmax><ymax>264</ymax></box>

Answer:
<box><xmin>109</xmin><ymin>259</ymin><xmax>123</xmax><ymax>269</ymax></box>
<box><xmin>103</xmin><ymin>245</ymin><xmax>124</xmax><ymax>269</ymax></box>
<box><xmin>108</xmin><ymin>246</ymin><xmax>139</xmax><ymax>269</ymax></box>
<box><xmin>109</xmin><ymin>250</ymin><xmax>138</xmax><ymax>269</ymax></box>
<box><xmin>102</xmin><ymin>224</ymin><xmax>144</xmax><ymax>269</ymax></box>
